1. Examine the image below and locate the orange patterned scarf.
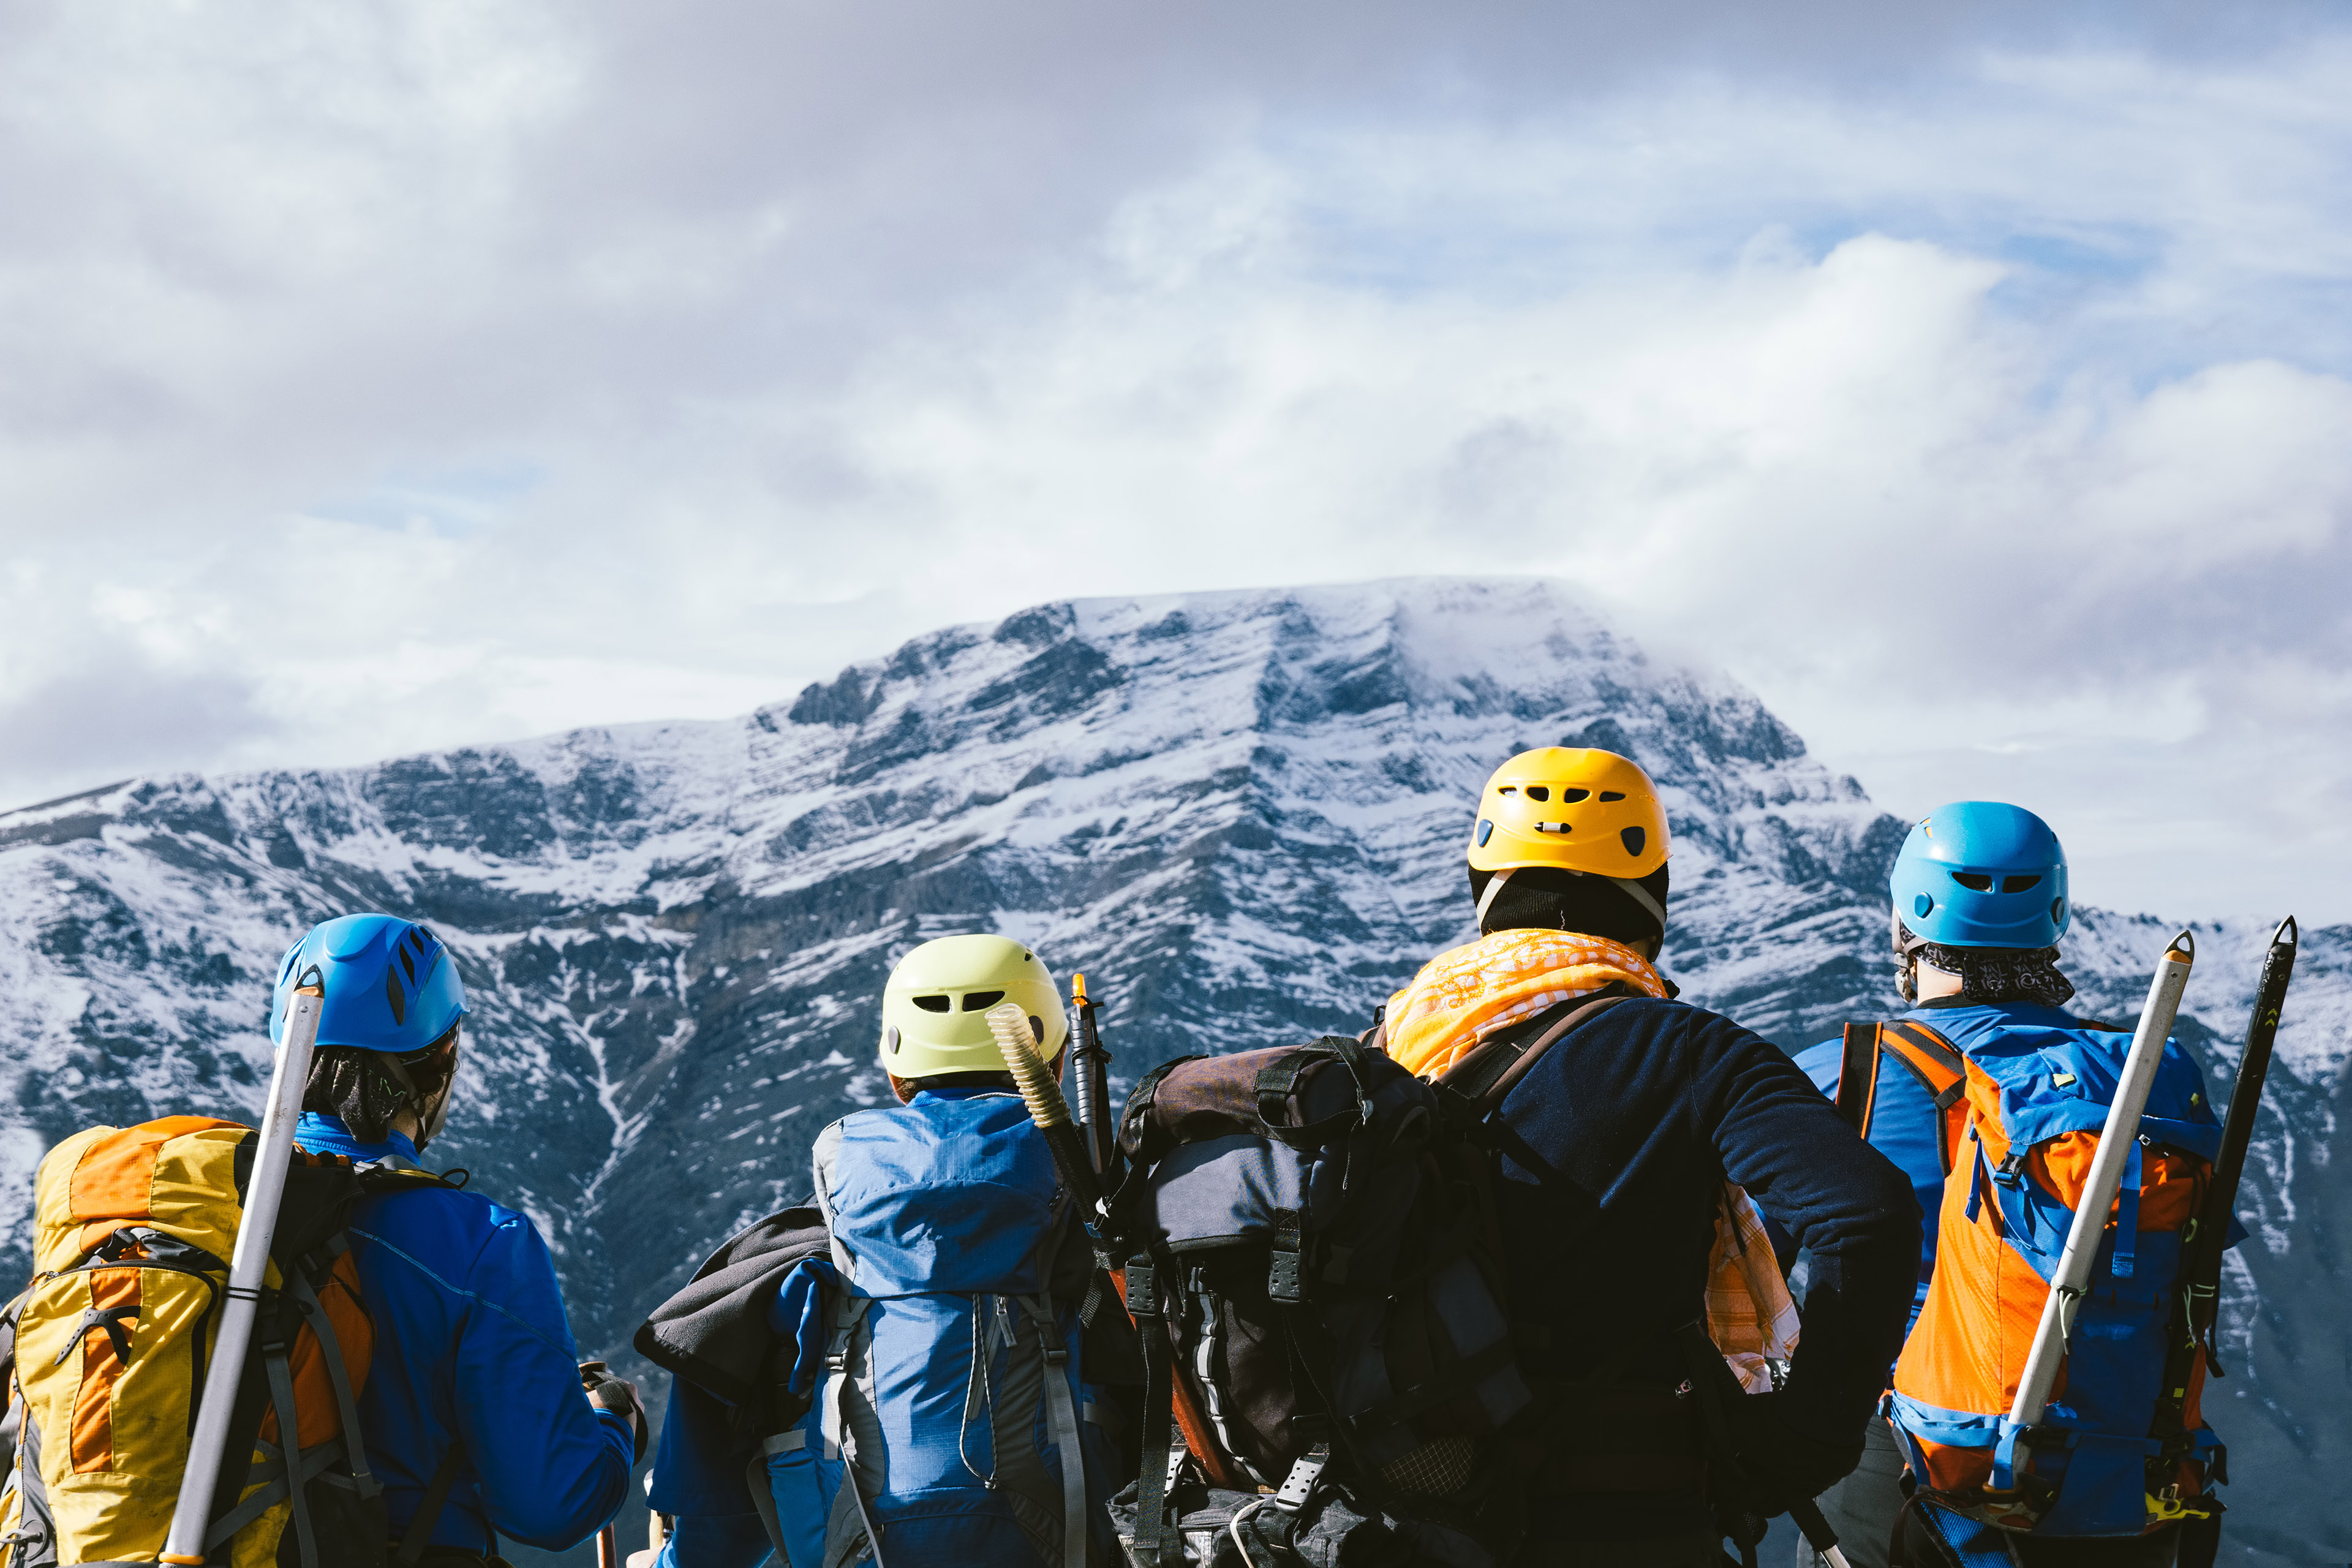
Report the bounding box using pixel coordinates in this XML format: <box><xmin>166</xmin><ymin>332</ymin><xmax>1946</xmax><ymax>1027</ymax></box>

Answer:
<box><xmin>1381</xmin><ymin>928</ymin><xmax>1668</xmax><ymax>1079</ymax></box>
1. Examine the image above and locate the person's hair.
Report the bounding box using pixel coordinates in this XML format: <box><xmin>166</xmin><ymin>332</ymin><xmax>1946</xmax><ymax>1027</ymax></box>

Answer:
<box><xmin>1895</xmin><ymin>921</ymin><xmax>2075</xmax><ymax>1006</ymax></box>
<box><xmin>1469</xmin><ymin>863</ymin><xmax>1668</xmax><ymax>948</ymax></box>
<box><xmin>303</xmin><ymin>1025</ymin><xmax>460</xmax><ymax>1142</ymax></box>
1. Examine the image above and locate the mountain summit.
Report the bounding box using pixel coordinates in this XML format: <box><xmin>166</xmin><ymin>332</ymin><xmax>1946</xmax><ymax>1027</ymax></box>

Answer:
<box><xmin>1</xmin><ymin>578</ymin><xmax>2341</xmax><ymax>1556</ymax></box>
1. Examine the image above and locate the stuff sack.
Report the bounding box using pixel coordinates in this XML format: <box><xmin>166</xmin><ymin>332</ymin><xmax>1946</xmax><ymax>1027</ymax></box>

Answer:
<box><xmin>1</xmin><ymin>1117</ymin><xmax>451</xmax><ymax>1568</ymax></box>
<box><xmin>754</xmin><ymin>1091</ymin><xmax>1117</xmax><ymax>1568</ymax></box>
<box><xmin>1885</xmin><ymin>1014</ymin><xmax>2228</xmax><ymax>1540</ymax></box>
<box><xmin>1106</xmin><ymin>1033</ymin><xmax>1532</xmax><ymax>1568</ymax></box>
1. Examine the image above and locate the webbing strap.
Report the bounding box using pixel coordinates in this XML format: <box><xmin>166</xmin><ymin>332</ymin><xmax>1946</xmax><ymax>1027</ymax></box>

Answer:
<box><xmin>1834</xmin><ymin>1023</ymin><xmax>1877</xmax><ymax>1134</ymax></box>
<box><xmin>288</xmin><ymin>1270</ymin><xmax>380</xmax><ymax>1501</ymax></box>
<box><xmin>262</xmin><ymin>1341</ymin><xmax>318</xmax><ymax>1568</ymax></box>
<box><xmin>824</xmin><ymin>1297</ymin><xmax>888</xmax><ymax>1568</ymax></box>
<box><xmin>2113</xmin><ymin>1139</ymin><xmax>2144</xmax><ymax>1279</ymax></box>
<box><xmin>1877</xmin><ymin>1022</ymin><xmax>1972</xmax><ymax>1174</ymax></box>
<box><xmin>1267</xmin><ymin>1208</ymin><xmax>1304</xmax><ymax>1304</ymax></box>
<box><xmin>393</xmin><ymin>1445</ymin><xmax>467</xmax><ymax>1568</ymax></box>
<box><xmin>202</xmin><ymin>1436</ymin><xmax>350</xmax><ymax>1548</ymax></box>
<box><xmin>1436</xmin><ymin>991</ymin><xmax>1633</xmax><ymax>1114</ymax></box>
<box><xmin>1019</xmin><ymin>1296</ymin><xmax>1088</xmax><ymax>1568</ymax></box>
<box><xmin>1125</xmin><ymin>1259</ymin><xmax>1180</xmax><ymax>1568</ymax></box>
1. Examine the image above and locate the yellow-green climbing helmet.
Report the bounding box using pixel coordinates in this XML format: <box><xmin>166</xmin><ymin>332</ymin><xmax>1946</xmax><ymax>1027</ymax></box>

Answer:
<box><xmin>878</xmin><ymin>934</ymin><xmax>1069</xmax><ymax>1080</ymax></box>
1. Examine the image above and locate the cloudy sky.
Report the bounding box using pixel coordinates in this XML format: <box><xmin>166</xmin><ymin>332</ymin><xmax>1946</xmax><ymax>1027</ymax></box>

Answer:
<box><xmin>3</xmin><ymin>1</ymin><xmax>2348</xmax><ymax>922</ymax></box>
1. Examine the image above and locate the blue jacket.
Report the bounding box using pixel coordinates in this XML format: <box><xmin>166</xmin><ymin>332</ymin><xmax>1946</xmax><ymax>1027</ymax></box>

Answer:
<box><xmin>293</xmin><ymin>1114</ymin><xmax>635</xmax><ymax>1551</ymax></box>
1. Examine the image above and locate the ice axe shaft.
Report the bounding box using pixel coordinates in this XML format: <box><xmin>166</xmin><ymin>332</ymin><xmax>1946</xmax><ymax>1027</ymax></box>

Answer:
<box><xmin>161</xmin><ymin>978</ymin><xmax>326</xmax><ymax>1564</ymax></box>
<box><xmin>2192</xmin><ymin>917</ymin><xmax>2296</xmax><ymax>1346</ymax></box>
<box><xmin>985</xmin><ymin>1001</ymin><xmax>1106</xmax><ymax>1216</ymax></box>
<box><xmin>1069</xmin><ymin>972</ymin><xmax>1114</xmax><ymax>1176</ymax></box>
<box><xmin>2009</xmin><ymin>930</ymin><xmax>2196</xmax><ymax>1430</ymax></box>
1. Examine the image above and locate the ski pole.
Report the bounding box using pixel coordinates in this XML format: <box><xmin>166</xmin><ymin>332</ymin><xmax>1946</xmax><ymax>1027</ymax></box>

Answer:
<box><xmin>2178</xmin><ymin>917</ymin><xmax>2297</xmax><ymax>1385</ymax></box>
<box><xmin>2008</xmin><ymin>930</ymin><xmax>2195</xmax><ymax>1437</ymax></box>
<box><xmin>1069</xmin><ymin>973</ymin><xmax>1115</xmax><ymax>1177</ymax></box>
<box><xmin>161</xmin><ymin>971</ymin><xmax>328</xmax><ymax>1565</ymax></box>
<box><xmin>596</xmin><ymin>1521</ymin><xmax>619</xmax><ymax>1568</ymax></box>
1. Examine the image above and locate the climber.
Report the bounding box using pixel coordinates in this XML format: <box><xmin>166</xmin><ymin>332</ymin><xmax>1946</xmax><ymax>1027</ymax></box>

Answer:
<box><xmin>284</xmin><ymin>913</ymin><xmax>644</xmax><ymax>1558</ymax></box>
<box><xmin>1792</xmin><ymin>805</ymin><xmax>2227</xmax><ymax>1567</ymax></box>
<box><xmin>635</xmin><ymin>933</ymin><xmax>1123</xmax><ymax>1568</ymax></box>
<box><xmin>1379</xmin><ymin>746</ymin><xmax>1920</xmax><ymax>1566</ymax></box>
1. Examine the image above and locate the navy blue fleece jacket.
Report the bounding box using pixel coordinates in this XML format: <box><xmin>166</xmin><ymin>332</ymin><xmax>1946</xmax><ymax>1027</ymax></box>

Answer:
<box><xmin>1490</xmin><ymin>995</ymin><xmax>1918</xmax><ymax>1457</ymax></box>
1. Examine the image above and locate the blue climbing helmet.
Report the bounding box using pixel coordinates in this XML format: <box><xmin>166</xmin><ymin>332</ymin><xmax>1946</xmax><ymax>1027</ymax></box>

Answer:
<box><xmin>272</xmin><ymin>913</ymin><xmax>467</xmax><ymax>1054</ymax></box>
<box><xmin>1890</xmin><ymin>802</ymin><xmax>2070</xmax><ymax>950</ymax></box>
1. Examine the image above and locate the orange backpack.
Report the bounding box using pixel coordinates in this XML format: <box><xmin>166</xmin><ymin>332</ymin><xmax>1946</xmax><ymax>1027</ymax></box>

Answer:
<box><xmin>1880</xmin><ymin>1016</ymin><xmax>2225</xmax><ymax>1542</ymax></box>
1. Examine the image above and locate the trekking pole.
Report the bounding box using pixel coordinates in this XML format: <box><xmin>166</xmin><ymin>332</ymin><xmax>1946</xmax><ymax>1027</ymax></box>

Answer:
<box><xmin>2007</xmin><ymin>931</ymin><xmax>2195</xmax><ymax>1442</ymax></box>
<box><xmin>2169</xmin><ymin>917</ymin><xmax>2297</xmax><ymax>1403</ymax></box>
<box><xmin>1069</xmin><ymin>973</ymin><xmax>1115</xmax><ymax>1177</ymax></box>
<box><xmin>596</xmin><ymin>1522</ymin><xmax>619</xmax><ymax>1568</ymax></box>
<box><xmin>160</xmin><ymin>971</ymin><xmax>328</xmax><ymax>1565</ymax></box>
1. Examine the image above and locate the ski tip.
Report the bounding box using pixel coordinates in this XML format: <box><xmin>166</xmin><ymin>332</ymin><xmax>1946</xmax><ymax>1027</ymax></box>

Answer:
<box><xmin>2272</xmin><ymin>916</ymin><xmax>2297</xmax><ymax>948</ymax></box>
<box><xmin>2167</xmin><ymin>929</ymin><xmax>2195</xmax><ymax>961</ymax></box>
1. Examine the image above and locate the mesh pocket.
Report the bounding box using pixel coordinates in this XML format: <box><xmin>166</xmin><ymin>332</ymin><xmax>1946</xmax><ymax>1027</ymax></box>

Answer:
<box><xmin>1378</xmin><ymin>1433</ymin><xmax>1477</xmax><ymax>1496</ymax></box>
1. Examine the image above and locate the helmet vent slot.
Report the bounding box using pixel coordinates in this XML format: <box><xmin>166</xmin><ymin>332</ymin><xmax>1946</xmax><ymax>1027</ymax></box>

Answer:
<box><xmin>960</xmin><ymin>990</ymin><xmax>1006</xmax><ymax>1011</ymax></box>
<box><xmin>1951</xmin><ymin>872</ymin><xmax>1994</xmax><ymax>892</ymax></box>
<box><xmin>1525</xmin><ymin>786</ymin><xmax>1550</xmax><ymax>801</ymax></box>
<box><xmin>1620</xmin><ymin>826</ymin><xmax>1646</xmax><ymax>857</ymax></box>
<box><xmin>912</xmin><ymin>995</ymin><xmax>952</xmax><ymax>1012</ymax></box>
<box><xmin>1598</xmin><ymin>791</ymin><xmax>1624</xmax><ymax>802</ymax></box>
<box><xmin>2001</xmin><ymin>875</ymin><xmax>2042</xmax><ymax>892</ymax></box>
<box><xmin>384</xmin><ymin>967</ymin><xmax>407</xmax><ymax>1025</ymax></box>
<box><xmin>1497</xmin><ymin>786</ymin><xmax>1518</xmax><ymax>796</ymax></box>
<box><xmin>399</xmin><ymin>949</ymin><xmax>416</xmax><ymax>983</ymax></box>
<box><xmin>1560</xmin><ymin>788</ymin><xmax>1591</xmax><ymax>803</ymax></box>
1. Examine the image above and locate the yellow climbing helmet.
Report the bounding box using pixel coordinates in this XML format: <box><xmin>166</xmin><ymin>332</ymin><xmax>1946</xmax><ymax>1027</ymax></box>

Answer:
<box><xmin>1469</xmin><ymin>747</ymin><xmax>1670</xmax><ymax>879</ymax></box>
<box><xmin>878</xmin><ymin>934</ymin><xmax>1069</xmax><ymax>1080</ymax></box>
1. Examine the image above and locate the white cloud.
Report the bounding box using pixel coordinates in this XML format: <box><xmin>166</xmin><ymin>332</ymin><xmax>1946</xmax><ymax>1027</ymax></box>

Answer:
<box><xmin>1</xmin><ymin>3</ymin><xmax>2348</xmax><ymax>921</ymax></box>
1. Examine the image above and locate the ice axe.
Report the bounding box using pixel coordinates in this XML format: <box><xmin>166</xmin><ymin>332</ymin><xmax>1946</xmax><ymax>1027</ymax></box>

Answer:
<box><xmin>161</xmin><ymin>971</ymin><xmax>328</xmax><ymax>1564</ymax></box>
<box><xmin>2000</xmin><ymin>930</ymin><xmax>2196</xmax><ymax>1487</ymax></box>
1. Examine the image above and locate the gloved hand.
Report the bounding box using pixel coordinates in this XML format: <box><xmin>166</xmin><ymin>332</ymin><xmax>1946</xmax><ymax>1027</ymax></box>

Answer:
<box><xmin>1721</xmin><ymin>1390</ymin><xmax>1863</xmax><ymax>1518</ymax></box>
<box><xmin>579</xmin><ymin>1359</ymin><xmax>651</xmax><ymax>1463</ymax></box>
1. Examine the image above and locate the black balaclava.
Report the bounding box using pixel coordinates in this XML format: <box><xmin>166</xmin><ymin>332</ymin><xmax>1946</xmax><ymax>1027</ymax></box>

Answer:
<box><xmin>1894</xmin><ymin>919</ymin><xmax>2075</xmax><ymax>1007</ymax></box>
<box><xmin>303</xmin><ymin>1026</ymin><xmax>460</xmax><ymax>1145</ymax></box>
<box><xmin>1469</xmin><ymin>862</ymin><xmax>1670</xmax><ymax>949</ymax></box>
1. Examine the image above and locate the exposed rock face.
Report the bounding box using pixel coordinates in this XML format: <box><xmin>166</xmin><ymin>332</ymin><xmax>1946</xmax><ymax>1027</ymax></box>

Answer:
<box><xmin>1</xmin><ymin>578</ymin><xmax>2342</xmax><ymax>1558</ymax></box>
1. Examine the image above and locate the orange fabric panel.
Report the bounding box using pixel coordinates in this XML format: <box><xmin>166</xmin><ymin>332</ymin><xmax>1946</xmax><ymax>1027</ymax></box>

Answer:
<box><xmin>1895</xmin><ymin>1065</ymin><xmax>2061</xmax><ymax>1427</ymax></box>
<box><xmin>2027</xmin><ymin>1134</ymin><xmax>2206</xmax><ymax>1231</ymax></box>
<box><xmin>260</xmin><ymin>1253</ymin><xmax>375</xmax><ymax>1448</ymax></box>
<box><xmin>67</xmin><ymin>1118</ymin><xmax>235</xmax><ymax>1223</ymax></box>
<box><xmin>69</xmin><ymin>1268</ymin><xmax>141</xmax><ymax>1472</ymax></box>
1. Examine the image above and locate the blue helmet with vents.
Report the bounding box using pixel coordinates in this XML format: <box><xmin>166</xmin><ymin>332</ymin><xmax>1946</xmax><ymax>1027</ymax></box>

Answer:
<box><xmin>272</xmin><ymin>913</ymin><xmax>467</xmax><ymax>1054</ymax></box>
<box><xmin>1890</xmin><ymin>802</ymin><xmax>2069</xmax><ymax>950</ymax></box>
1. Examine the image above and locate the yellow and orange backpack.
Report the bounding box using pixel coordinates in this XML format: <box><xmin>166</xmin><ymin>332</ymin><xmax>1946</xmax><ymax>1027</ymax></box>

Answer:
<box><xmin>1</xmin><ymin>1117</ymin><xmax>450</xmax><ymax>1568</ymax></box>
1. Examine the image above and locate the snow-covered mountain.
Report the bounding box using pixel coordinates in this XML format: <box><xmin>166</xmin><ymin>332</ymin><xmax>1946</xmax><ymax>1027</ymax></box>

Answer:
<box><xmin>2</xmin><ymin>579</ymin><xmax>2342</xmax><ymax>1563</ymax></box>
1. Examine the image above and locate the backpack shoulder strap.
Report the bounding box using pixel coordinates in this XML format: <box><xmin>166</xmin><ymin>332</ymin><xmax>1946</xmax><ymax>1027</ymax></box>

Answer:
<box><xmin>1875</xmin><ymin>1021</ymin><xmax>1972</xmax><ymax>1175</ymax></box>
<box><xmin>1835</xmin><ymin>1023</ymin><xmax>1879</xmax><ymax>1133</ymax></box>
<box><xmin>1434</xmin><ymin>986</ymin><xmax>1637</xmax><ymax>1114</ymax></box>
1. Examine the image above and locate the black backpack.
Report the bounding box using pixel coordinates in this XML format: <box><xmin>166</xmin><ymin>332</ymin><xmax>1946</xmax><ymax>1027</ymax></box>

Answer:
<box><xmin>1102</xmin><ymin>1003</ymin><xmax>1629</xmax><ymax>1567</ymax></box>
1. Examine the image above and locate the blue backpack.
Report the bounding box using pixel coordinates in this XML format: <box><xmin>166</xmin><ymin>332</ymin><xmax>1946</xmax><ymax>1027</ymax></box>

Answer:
<box><xmin>750</xmin><ymin>1091</ymin><xmax>1118</xmax><ymax>1568</ymax></box>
